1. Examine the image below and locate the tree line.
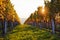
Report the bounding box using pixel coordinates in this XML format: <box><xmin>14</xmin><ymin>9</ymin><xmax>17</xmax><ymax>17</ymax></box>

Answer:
<box><xmin>25</xmin><ymin>0</ymin><xmax>60</xmax><ymax>34</ymax></box>
<box><xmin>0</xmin><ymin>0</ymin><xmax>20</xmax><ymax>36</ymax></box>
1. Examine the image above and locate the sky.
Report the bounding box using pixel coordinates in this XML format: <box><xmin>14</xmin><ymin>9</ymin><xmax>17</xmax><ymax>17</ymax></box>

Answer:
<box><xmin>10</xmin><ymin>0</ymin><xmax>45</xmax><ymax>24</ymax></box>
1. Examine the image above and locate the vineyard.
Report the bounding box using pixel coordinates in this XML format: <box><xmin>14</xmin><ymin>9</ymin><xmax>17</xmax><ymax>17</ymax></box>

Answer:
<box><xmin>0</xmin><ymin>0</ymin><xmax>60</xmax><ymax>40</ymax></box>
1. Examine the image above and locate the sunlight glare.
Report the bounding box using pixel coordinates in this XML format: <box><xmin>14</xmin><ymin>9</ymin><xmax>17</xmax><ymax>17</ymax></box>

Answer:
<box><xmin>42</xmin><ymin>7</ymin><xmax>45</xmax><ymax>14</ymax></box>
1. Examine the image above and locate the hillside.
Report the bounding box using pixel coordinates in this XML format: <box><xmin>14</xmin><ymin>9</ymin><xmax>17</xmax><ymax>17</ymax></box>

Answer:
<box><xmin>5</xmin><ymin>25</ymin><xmax>60</xmax><ymax>40</ymax></box>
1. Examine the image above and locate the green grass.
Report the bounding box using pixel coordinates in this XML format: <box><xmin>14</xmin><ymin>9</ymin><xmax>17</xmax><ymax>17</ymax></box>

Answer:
<box><xmin>5</xmin><ymin>24</ymin><xmax>60</xmax><ymax>40</ymax></box>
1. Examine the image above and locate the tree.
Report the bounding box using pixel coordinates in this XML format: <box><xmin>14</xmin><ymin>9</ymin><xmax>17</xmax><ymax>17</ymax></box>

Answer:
<box><xmin>33</xmin><ymin>11</ymin><xmax>38</xmax><ymax>26</ymax></box>
<box><xmin>44</xmin><ymin>0</ymin><xmax>60</xmax><ymax>34</ymax></box>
